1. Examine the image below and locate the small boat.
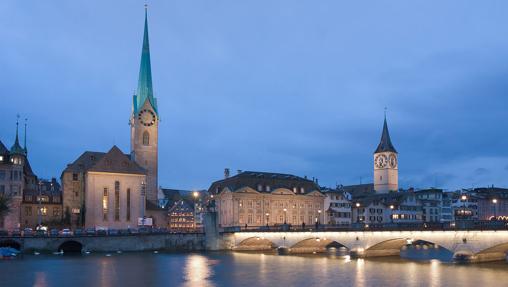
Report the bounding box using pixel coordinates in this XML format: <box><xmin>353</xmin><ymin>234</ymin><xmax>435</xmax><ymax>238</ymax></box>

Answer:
<box><xmin>34</xmin><ymin>251</ymin><xmax>40</xmax><ymax>256</ymax></box>
<box><xmin>116</xmin><ymin>250</ymin><xmax>122</xmax><ymax>254</ymax></box>
<box><xmin>0</xmin><ymin>247</ymin><xmax>20</xmax><ymax>259</ymax></box>
<box><xmin>105</xmin><ymin>254</ymin><xmax>112</xmax><ymax>257</ymax></box>
<box><xmin>153</xmin><ymin>251</ymin><xmax>159</xmax><ymax>254</ymax></box>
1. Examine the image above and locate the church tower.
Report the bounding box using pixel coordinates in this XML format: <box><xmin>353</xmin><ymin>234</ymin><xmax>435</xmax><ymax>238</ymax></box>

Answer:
<box><xmin>130</xmin><ymin>7</ymin><xmax>159</xmax><ymax>204</ymax></box>
<box><xmin>373</xmin><ymin>115</ymin><xmax>398</xmax><ymax>193</ymax></box>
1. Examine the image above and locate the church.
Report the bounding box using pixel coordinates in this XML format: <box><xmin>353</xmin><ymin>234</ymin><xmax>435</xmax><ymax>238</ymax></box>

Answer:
<box><xmin>61</xmin><ymin>8</ymin><xmax>162</xmax><ymax>229</ymax></box>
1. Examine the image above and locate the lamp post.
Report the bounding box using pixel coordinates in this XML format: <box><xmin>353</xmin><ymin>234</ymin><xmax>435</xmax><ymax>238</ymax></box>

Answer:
<box><xmin>283</xmin><ymin>208</ymin><xmax>287</xmax><ymax>224</ymax></box>
<box><xmin>140</xmin><ymin>181</ymin><xmax>146</xmax><ymax>227</ymax></box>
<box><xmin>460</xmin><ymin>194</ymin><xmax>468</xmax><ymax>219</ymax></box>
<box><xmin>355</xmin><ymin>203</ymin><xmax>361</xmax><ymax>223</ymax></box>
<box><xmin>318</xmin><ymin>209</ymin><xmax>322</xmax><ymax>224</ymax></box>
<box><xmin>492</xmin><ymin>198</ymin><xmax>498</xmax><ymax>220</ymax></box>
<box><xmin>265</xmin><ymin>213</ymin><xmax>269</xmax><ymax>227</ymax></box>
<box><xmin>37</xmin><ymin>180</ymin><xmax>42</xmax><ymax>229</ymax></box>
<box><xmin>192</xmin><ymin>191</ymin><xmax>199</xmax><ymax>229</ymax></box>
<box><xmin>390</xmin><ymin>205</ymin><xmax>394</xmax><ymax>224</ymax></box>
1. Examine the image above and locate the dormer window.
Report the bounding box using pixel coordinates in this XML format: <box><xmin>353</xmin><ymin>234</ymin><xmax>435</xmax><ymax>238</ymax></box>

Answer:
<box><xmin>265</xmin><ymin>185</ymin><xmax>271</xmax><ymax>192</ymax></box>
<box><xmin>300</xmin><ymin>187</ymin><xmax>305</xmax><ymax>194</ymax></box>
<box><xmin>0</xmin><ymin>155</ymin><xmax>3</xmax><ymax>161</ymax></box>
<box><xmin>257</xmin><ymin>184</ymin><xmax>263</xmax><ymax>191</ymax></box>
<box><xmin>293</xmin><ymin>187</ymin><xmax>297</xmax><ymax>193</ymax></box>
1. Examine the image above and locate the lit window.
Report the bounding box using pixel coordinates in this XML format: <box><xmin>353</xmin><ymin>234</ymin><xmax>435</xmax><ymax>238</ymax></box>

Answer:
<box><xmin>0</xmin><ymin>156</ymin><xmax>3</xmax><ymax>161</ymax></box>
<box><xmin>103</xmin><ymin>188</ymin><xmax>108</xmax><ymax>221</ymax></box>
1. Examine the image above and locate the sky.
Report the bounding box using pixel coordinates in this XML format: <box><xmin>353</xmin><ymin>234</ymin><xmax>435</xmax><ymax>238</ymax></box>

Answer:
<box><xmin>1</xmin><ymin>1</ymin><xmax>508</xmax><ymax>191</ymax></box>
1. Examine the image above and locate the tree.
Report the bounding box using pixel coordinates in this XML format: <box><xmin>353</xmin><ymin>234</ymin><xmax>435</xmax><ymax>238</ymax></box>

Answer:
<box><xmin>0</xmin><ymin>192</ymin><xmax>12</xmax><ymax>219</ymax></box>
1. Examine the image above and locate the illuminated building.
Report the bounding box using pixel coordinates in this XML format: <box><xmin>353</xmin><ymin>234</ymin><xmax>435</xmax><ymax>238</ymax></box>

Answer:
<box><xmin>210</xmin><ymin>170</ymin><xmax>324</xmax><ymax>227</ymax></box>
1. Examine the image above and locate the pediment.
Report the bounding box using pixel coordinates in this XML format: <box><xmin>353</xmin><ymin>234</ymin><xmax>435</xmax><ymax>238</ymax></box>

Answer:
<box><xmin>271</xmin><ymin>188</ymin><xmax>294</xmax><ymax>195</ymax></box>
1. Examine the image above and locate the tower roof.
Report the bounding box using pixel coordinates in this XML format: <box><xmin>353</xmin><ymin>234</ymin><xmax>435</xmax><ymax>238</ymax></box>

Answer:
<box><xmin>10</xmin><ymin>118</ymin><xmax>25</xmax><ymax>156</ymax></box>
<box><xmin>374</xmin><ymin>116</ymin><xmax>397</xmax><ymax>154</ymax></box>
<box><xmin>133</xmin><ymin>7</ymin><xmax>158</xmax><ymax>116</ymax></box>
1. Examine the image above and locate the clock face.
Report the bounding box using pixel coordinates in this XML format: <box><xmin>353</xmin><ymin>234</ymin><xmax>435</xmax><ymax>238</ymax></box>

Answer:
<box><xmin>374</xmin><ymin>154</ymin><xmax>388</xmax><ymax>168</ymax></box>
<box><xmin>138</xmin><ymin>109</ymin><xmax>156</xmax><ymax>127</ymax></box>
<box><xmin>389</xmin><ymin>154</ymin><xmax>397</xmax><ymax>168</ymax></box>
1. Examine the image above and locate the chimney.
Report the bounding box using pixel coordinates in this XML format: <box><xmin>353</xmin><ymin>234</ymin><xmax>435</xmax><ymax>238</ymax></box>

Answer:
<box><xmin>224</xmin><ymin>168</ymin><xmax>230</xmax><ymax>179</ymax></box>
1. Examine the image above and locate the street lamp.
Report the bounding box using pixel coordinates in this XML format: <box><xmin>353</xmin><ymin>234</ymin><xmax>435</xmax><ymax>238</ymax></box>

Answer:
<box><xmin>283</xmin><ymin>208</ymin><xmax>287</xmax><ymax>224</ymax></box>
<box><xmin>355</xmin><ymin>203</ymin><xmax>361</xmax><ymax>223</ymax></box>
<box><xmin>492</xmin><ymin>198</ymin><xmax>498</xmax><ymax>220</ymax></box>
<box><xmin>318</xmin><ymin>209</ymin><xmax>322</xmax><ymax>225</ymax></box>
<box><xmin>390</xmin><ymin>205</ymin><xmax>394</xmax><ymax>224</ymax></box>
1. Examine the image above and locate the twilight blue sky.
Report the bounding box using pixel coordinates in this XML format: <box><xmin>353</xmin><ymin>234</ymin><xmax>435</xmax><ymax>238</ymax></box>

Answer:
<box><xmin>1</xmin><ymin>1</ymin><xmax>508</xmax><ymax>190</ymax></box>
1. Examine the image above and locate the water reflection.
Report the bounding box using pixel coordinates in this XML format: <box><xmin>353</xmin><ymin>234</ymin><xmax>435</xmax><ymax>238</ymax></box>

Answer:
<box><xmin>1</xmin><ymin>252</ymin><xmax>507</xmax><ymax>287</ymax></box>
<box><xmin>183</xmin><ymin>254</ymin><xmax>215</xmax><ymax>287</ymax></box>
<box><xmin>34</xmin><ymin>271</ymin><xmax>48</xmax><ymax>287</ymax></box>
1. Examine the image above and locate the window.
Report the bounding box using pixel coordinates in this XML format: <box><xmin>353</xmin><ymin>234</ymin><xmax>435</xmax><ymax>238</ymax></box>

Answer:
<box><xmin>72</xmin><ymin>208</ymin><xmax>80</xmax><ymax>214</ymax></box>
<box><xmin>53</xmin><ymin>197</ymin><xmax>61</xmax><ymax>203</ymax></box>
<box><xmin>25</xmin><ymin>206</ymin><xmax>32</xmax><ymax>216</ymax></box>
<box><xmin>103</xmin><ymin>188</ymin><xmax>108</xmax><ymax>221</ymax></box>
<box><xmin>39</xmin><ymin>207</ymin><xmax>47</xmax><ymax>216</ymax></box>
<box><xmin>0</xmin><ymin>185</ymin><xmax>4</xmax><ymax>193</ymax></box>
<box><xmin>72</xmin><ymin>173</ymin><xmax>78</xmax><ymax>181</ymax></box>
<box><xmin>114</xmin><ymin>181</ymin><xmax>120</xmax><ymax>221</ymax></box>
<box><xmin>25</xmin><ymin>195</ymin><xmax>32</xmax><ymax>202</ymax></box>
<box><xmin>142</xmin><ymin>131</ymin><xmax>150</xmax><ymax>146</ymax></box>
<box><xmin>126</xmin><ymin>188</ymin><xmax>131</xmax><ymax>221</ymax></box>
<box><xmin>53</xmin><ymin>207</ymin><xmax>60</xmax><ymax>216</ymax></box>
<box><xmin>0</xmin><ymin>156</ymin><xmax>3</xmax><ymax>161</ymax></box>
<box><xmin>0</xmin><ymin>171</ymin><xmax>5</xmax><ymax>180</ymax></box>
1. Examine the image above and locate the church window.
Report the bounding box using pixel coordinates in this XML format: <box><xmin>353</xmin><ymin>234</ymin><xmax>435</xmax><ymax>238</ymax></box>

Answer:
<box><xmin>114</xmin><ymin>181</ymin><xmax>120</xmax><ymax>221</ymax></box>
<box><xmin>143</xmin><ymin>131</ymin><xmax>150</xmax><ymax>146</ymax></box>
<box><xmin>72</xmin><ymin>173</ymin><xmax>78</xmax><ymax>181</ymax></box>
<box><xmin>103</xmin><ymin>188</ymin><xmax>109</xmax><ymax>221</ymax></box>
<box><xmin>126</xmin><ymin>188</ymin><xmax>131</xmax><ymax>221</ymax></box>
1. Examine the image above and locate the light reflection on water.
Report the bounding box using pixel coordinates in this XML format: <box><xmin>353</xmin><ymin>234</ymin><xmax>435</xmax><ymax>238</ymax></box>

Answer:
<box><xmin>0</xmin><ymin>252</ymin><xmax>507</xmax><ymax>287</ymax></box>
<box><xmin>183</xmin><ymin>254</ymin><xmax>215</xmax><ymax>287</ymax></box>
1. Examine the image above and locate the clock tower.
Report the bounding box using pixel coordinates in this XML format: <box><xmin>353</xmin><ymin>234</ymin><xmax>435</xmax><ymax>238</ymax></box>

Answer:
<box><xmin>130</xmin><ymin>7</ymin><xmax>159</xmax><ymax>204</ymax></box>
<box><xmin>373</xmin><ymin>116</ymin><xmax>398</xmax><ymax>193</ymax></box>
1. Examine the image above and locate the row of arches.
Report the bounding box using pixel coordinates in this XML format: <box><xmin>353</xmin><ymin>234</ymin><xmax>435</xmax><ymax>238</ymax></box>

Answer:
<box><xmin>0</xmin><ymin>240</ymin><xmax>83</xmax><ymax>253</ymax></box>
<box><xmin>236</xmin><ymin>236</ymin><xmax>508</xmax><ymax>262</ymax></box>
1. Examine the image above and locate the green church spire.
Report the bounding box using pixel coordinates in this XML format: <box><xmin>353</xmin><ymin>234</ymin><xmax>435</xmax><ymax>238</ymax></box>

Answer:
<box><xmin>10</xmin><ymin>114</ymin><xmax>25</xmax><ymax>155</ymax></box>
<box><xmin>133</xmin><ymin>5</ymin><xmax>158</xmax><ymax>116</ymax></box>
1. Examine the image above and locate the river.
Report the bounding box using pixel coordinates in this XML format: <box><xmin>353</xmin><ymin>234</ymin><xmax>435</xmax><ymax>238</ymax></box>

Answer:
<box><xmin>0</xmin><ymin>251</ymin><xmax>507</xmax><ymax>287</ymax></box>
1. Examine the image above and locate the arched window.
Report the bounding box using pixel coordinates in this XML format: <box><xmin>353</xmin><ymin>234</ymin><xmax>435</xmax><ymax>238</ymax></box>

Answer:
<box><xmin>142</xmin><ymin>131</ymin><xmax>149</xmax><ymax>146</ymax></box>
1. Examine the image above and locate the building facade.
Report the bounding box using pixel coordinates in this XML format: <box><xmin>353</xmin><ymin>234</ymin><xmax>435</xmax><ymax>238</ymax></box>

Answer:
<box><xmin>210</xmin><ymin>171</ymin><xmax>325</xmax><ymax>227</ymax></box>
<box><xmin>21</xmin><ymin>178</ymin><xmax>62</xmax><ymax>228</ymax></box>
<box><xmin>0</xmin><ymin>119</ymin><xmax>39</xmax><ymax>230</ymax></box>
<box><xmin>415</xmin><ymin>189</ymin><xmax>443</xmax><ymax>223</ymax></box>
<box><xmin>373</xmin><ymin>116</ymin><xmax>398</xmax><ymax>193</ymax></box>
<box><xmin>62</xmin><ymin>146</ymin><xmax>147</xmax><ymax>229</ymax></box>
<box><xmin>323</xmin><ymin>188</ymin><xmax>352</xmax><ymax>225</ymax></box>
<box><xmin>168</xmin><ymin>200</ymin><xmax>196</xmax><ymax>231</ymax></box>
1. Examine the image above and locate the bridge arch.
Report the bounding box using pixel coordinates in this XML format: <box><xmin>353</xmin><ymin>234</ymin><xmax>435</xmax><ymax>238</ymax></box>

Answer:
<box><xmin>58</xmin><ymin>240</ymin><xmax>83</xmax><ymax>253</ymax></box>
<box><xmin>290</xmin><ymin>238</ymin><xmax>348</xmax><ymax>254</ymax></box>
<box><xmin>236</xmin><ymin>237</ymin><xmax>277</xmax><ymax>251</ymax></box>
<box><xmin>0</xmin><ymin>239</ymin><xmax>21</xmax><ymax>250</ymax></box>
<box><xmin>474</xmin><ymin>242</ymin><xmax>508</xmax><ymax>262</ymax></box>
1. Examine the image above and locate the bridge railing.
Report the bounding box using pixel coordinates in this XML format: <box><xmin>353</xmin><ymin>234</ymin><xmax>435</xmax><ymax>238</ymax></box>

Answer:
<box><xmin>222</xmin><ymin>221</ymin><xmax>508</xmax><ymax>233</ymax></box>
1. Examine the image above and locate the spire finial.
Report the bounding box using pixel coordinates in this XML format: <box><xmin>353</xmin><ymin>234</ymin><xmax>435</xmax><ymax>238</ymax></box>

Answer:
<box><xmin>384</xmin><ymin>107</ymin><xmax>387</xmax><ymax>119</ymax></box>
<box><xmin>24</xmin><ymin>118</ymin><xmax>28</xmax><ymax>154</ymax></box>
<box><xmin>15</xmin><ymin>114</ymin><xmax>20</xmax><ymax>142</ymax></box>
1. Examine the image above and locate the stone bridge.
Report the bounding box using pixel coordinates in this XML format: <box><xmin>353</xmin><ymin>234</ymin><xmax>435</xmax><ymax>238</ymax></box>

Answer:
<box><xmin>0</xmin><ymin>233</ymin><xmax>205</xmax><ymax>253</ymax></box>
<box><xmin>223</xmin><ymin>230</ymin><xmax>508</xmax><ymax>263</ymax></box>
